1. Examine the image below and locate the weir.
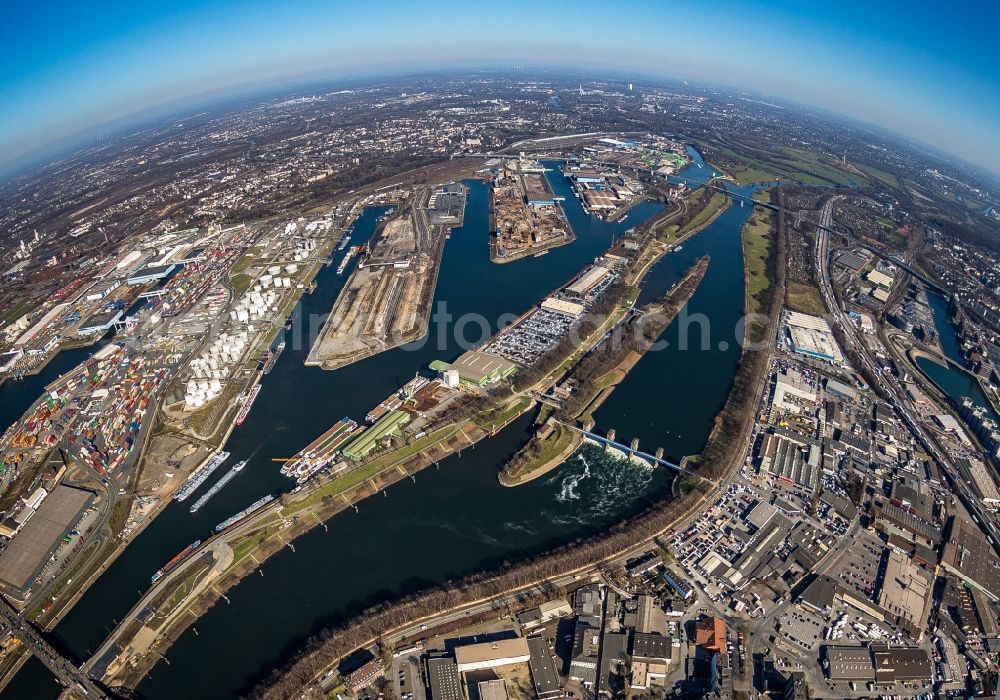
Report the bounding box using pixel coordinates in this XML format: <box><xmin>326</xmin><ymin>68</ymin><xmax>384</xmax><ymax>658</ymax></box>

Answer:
<box><xmin>557</xmin><ymin>420</ymin><xmax>683</xmax><ymax>471</ymax></box>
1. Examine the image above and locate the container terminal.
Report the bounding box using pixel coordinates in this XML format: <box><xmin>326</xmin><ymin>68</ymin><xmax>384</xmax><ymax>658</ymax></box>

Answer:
<box><xmin>189</xmin><ymin>459</ymin><xmax>246</xmax><ymax>513</ymax></box>
<box><xmin>173</xmin><ymin>450</ymin><xmax>230</xmax><ymax>502</ymax></box>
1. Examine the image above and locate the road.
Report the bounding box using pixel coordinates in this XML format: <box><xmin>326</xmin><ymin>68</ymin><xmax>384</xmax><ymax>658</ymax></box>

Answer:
<box><xmin>0</xmin><ymin>596</ymin><xmax>108</xmax><ymax>698</ymax></box>
<box><xmin>814</xmin><ymin>198</ymin><xmax>1000</xmax><ymax>555</ymax></box>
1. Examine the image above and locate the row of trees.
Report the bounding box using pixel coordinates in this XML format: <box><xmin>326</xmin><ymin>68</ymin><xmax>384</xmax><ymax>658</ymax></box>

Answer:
<box><xmin>692</xmin><ymin>189</ymin><xmax>785</xmax><ymax>480</ymax></box>
<box><xmin>248</xmin><ymin>474</ymin><xmax>714</xmax><ymax>700</ymax></box>
<box><xmin>557</xmin><ymin>258</ymin><xmax>709</xmax><ymax>421</ymax></box>
<box><xmin>665</xmin><ymin>186</ymin><xmax>713</xmax><ymax>233</ymax></box>
<box><xmin>245</xmin><ymin>188</ymin><xmax>787</xmax><ymax>700</ymax></box>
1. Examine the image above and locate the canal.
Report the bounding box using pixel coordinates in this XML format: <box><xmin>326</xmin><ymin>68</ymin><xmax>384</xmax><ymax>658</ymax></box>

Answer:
<box><xmin>7</xmin><ymin>158</ymin><xmax>759</xmax><ymax>699</ymax></box>
<box><xmin>916</xmin><ymin>291</ymin><xmax>1000</xmax><ymax>421</ymax></box>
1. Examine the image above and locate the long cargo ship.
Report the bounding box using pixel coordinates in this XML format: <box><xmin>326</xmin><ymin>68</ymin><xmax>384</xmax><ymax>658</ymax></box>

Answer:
<box><xmin>262</xmin><ymin>339</ymin><xmax>285</xmax><ymax>375</ymax></box>
<box><xmin>281</xmin><ymin>417</ymin><xmax>360</xmax><ymax>482</ymax></box>
<box><xmin>189</xmin><ymin>460</ymin><xmax>247</xmax><ymax>513</ymax></box>
<box><xmin>235</xmin><ymin>385</ymin><xmax>261</xmax><ymax>426</ymax></box>
<box><xmin>336</xmin><ymin>248</ymin><xmax>356</xmax><ymax>275</ymax></box>
<box><xmin>215</xmin><ymin>494</ymin><xmax>275</xmax><ymax>533</ymax></box>
<box><xmin>174</xmin><ymin>450</ymin><xmax>230</xmax><ymax>502</ymax></box>
<box><xmin>150</xmin><ymin>539</ymin><xmax>202</xmax><ymax>584</ymax></box>
<box><xmin>338</xmin><ymin>234</ymin><xmax>351</xmax><ymax>251</ymax></box>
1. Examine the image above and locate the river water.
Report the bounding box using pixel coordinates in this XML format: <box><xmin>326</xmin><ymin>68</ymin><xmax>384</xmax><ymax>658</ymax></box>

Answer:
<box><xmin>916</xmin><ymin>292</ymin><xmax>999</xmax><ymax>421</ymax></box>
<box><xmin>6</xmin><ymin>157</ymin><xmax>759</xmax><ymax>699</ymax></box>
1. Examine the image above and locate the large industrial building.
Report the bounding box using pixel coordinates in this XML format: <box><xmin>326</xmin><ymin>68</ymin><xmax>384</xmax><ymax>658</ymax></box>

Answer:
<box><xmin>784</xmin><ymin>311</ymin><xmax>843</xmax><ymax>363</ymax></box>
<box><xmin>77</xmin><ymin>308</ymin><xmax>124</xmax><ymax>337</ymax></box>
<box><xmin>431</xmin><ymin>351</ymin><xmax>516</xmax><ymax>388</ymax></box>
<box><xmin>823</xmin><ymin>644</ymin><xmax>932</xmax><ymax>684</ymax></box>
<box><xmin>940</xmin><ymin>517</ymin><xmax>1000</xmax><ymax>600</ymax></box>
<box><xmin>453</xmin><ymin>638</ymin><xmax>530</xmax><ymax>672</ymax></box>
<box><xmin>0</xmin><ymin>485</ymin><xmax>93</xmax><ymax>591</ymax></box>
<box><xmin>876</xmin><ymin>549</ymin><xmax>933</xmax><ymax>639</ymax></box>
<box><xmin>127</xmin><ymin>262</ymin><xmax>176</xmax><ymax>285</ymax></box>
<box><xmin>427</xmin><ymin>655</ymin><xmax>462</xmax><ymax>700</ymax></box>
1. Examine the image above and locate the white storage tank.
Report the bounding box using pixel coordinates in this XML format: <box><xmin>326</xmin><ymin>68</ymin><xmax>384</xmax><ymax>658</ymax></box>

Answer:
<box><xmin>284</xmin><ymin>264</ymin><xmax>299</xmax><ymax>274</ymax></box>
<box><xmin>282</xmin><ymin>277</ymin><xmax>292</xmax><ymax>288</ymax></box>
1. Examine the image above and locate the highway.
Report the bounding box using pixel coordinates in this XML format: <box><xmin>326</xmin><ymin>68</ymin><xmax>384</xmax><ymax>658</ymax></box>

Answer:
<box><xmin>813</xmin><ymin>198</ymin><xmax>1000</xmax><ymax>555</ymax></box>
<box><xmin>0</xmin><ymin>596</ymin><xmax>108</xmax><ymax>698</ymax></box>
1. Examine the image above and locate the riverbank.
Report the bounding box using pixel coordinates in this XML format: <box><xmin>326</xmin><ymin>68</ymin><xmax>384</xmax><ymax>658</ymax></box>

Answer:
<box><xmin>86</xmin><ymin>172</ymin><xmax>706</xmax><ymax>690</ymax></box>
<box><xmin>306</xmin><ymin>182</ymin><xmax>471</xmax><ymax>370</ymax></box>
<box><xmin>253</xmin><ymin>257</ymin><xmax>779</xmax><ymax>699</ymax></box>
<box><xmin>489</xmin><ymin>229</ymin><xmax>576</xmax><ymax>264</ymax></box>
<box><xmin>8</xmin><ymin>148</ymin><xmax>767</xmax><ymax>700</ymax></box>
<box><xmin>499</xmin><ymin>256</ymin><xmax>711</xmax><ymax>486</ymax></box>
<box><xmin>627</xmin><ymin>189</ymin><xmax>730</xmax><ymax>287</ymax></box>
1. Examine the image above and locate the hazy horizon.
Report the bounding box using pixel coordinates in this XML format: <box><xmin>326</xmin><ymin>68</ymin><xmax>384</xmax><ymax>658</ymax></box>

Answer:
<box><xmin>2</xmin><ymin>0</ymin><xmax>998</xmax><ymax>177</ymax></box>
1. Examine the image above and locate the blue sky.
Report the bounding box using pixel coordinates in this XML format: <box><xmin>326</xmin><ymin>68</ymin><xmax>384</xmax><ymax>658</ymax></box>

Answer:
<box><xmin>1</xmin><ymin>0</ymin><xmax>998</xmax><ymax>174</ymax></box>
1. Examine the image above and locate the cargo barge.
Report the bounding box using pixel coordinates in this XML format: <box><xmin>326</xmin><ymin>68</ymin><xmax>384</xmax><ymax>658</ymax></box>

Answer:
<box><xmin>262</xmin><ymin>339</ymin><xmax>285</xmax><ymax>375</ymax></box>
<box><xmin>281</xmin><ymin>417</ymin><xmax>360</xmax><ymax>482</ymax></box>
<box><xmin>214</xmin><ymin>494</ymin><xmax>275</xmax><ymax>533</ymax></box>
<box><xmin>338</xmin><ymin>234</ymin><xmax>351</xmax><ymax>250</ymax></box>
<box><xmin>336</xmin><ymin>248</ymin><xmax>357</xmax><ymax>275</ymax></box>
<box><xmin>235</xmin><ymin>385</ymin><xmax>260</xmax><ymax>426</ymax></box>
<box><xmin>150</xmin><ymin>539</ymin><xmax>202</xmax><ymax>584</ymax></box>
<box><xmin>366</xmin><ymin>375</ymin><xmax>429</xmax><ymax>423</ymax></box>
<box><xmin>189</xmin><ymin>460</ymin><xmax>247</xmax><ymax>513</ymax></box>
<box><xmin>174</xmin><ymin>450</ymin><xmax>230</xmax><ymax>502</ymax></box>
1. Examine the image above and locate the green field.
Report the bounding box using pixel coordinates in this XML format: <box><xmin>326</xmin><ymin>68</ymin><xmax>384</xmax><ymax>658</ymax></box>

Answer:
<box><xmin>230</xmin><ymin>272</ymin><xmax>252</xmax><ymax>295</ymax></box>
<box><xmin>786</xmin><ymin>281</ymin><xmax>827</xmax><ymax>316</ymax></box>
<box><xmin>703</xmin><ymin>139</ymin><xmax>869</xmax><ymax>188</ymax></box>
<box><xmin>661</xmin><ymin>191</ymin><xmax>728</xmax><ymax>243</ymax></box>
<box><xmin>743</xmin><ymin>209</ymin><xmax>774</xmax><ymax>316</ymax></box>
<box><xmin>478</xmin><ymin>396</ymin><xmax>533</xmax><ymax>432</ymax></box>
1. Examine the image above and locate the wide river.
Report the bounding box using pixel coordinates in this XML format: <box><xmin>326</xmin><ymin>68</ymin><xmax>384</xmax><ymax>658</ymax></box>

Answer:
<box><xmin>5</xmin><ymin>152</ymin><xmax>760</xmax><ymax>699</ymax></box>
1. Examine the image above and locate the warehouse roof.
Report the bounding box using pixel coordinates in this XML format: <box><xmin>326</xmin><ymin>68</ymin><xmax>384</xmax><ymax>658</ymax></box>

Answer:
<box><xmin>454</xmin><ymin>638</ymin><xmax>530</xmax><ymax>668</ymax></box>
<box><xmin>0</xmin><ymin>486</ymin><xmax>93</xmax><ymax>590</ymax></box>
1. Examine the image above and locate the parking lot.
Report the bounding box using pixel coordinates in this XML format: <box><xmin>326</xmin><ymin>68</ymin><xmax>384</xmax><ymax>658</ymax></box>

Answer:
<box><xmin>487</xmin><ymin>307</ymin><xmax>576</xmax><ymax>365</ymax></box>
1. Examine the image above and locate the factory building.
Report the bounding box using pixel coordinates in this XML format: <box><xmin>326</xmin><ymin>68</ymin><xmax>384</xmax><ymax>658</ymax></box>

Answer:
<box><xmin>127</xmin><ymin>263</ymin><xmax>176</xmax><ymax>285</ymax></box>
<box><xmin>823</xmin><ymin>644</ymin><xmax>932</xmax><ymax>684</ymax></box>
<box><xmin>430</xmin><ymin>351</ymin><xmax>516</xmax><ymax>388</ymax></box>
<box><xmin>865</xmin><ymin>269</ymin><xmax>894</xmax><ymax>290</ymax></box>
<box><xmin>77</xmin><ymin>309</ymin><xmax>124</xmax><ymax>337</ymax></box>
<box><xmin>85</xmin><ymin>278</ymin><xmax>121</xmax><ymax>301</ymax></box>
<box><xmin>426</xmin><ymin>655</ymin><xmax>462</xmax><ymax>700</ymax></box>
<box><xmin>0</xmin><ymin>485</ymin><xmax>93</xmax><ymax>591</ymax></box>
<box><xmin>784</xmin><ymin>311</ymin><xmax>843</xmax><ymax>363</ymax></box>
<box><xmin>453</xmin><ymin>638</ymin><xmax>530</xmax><ymax>672</ymax></box>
